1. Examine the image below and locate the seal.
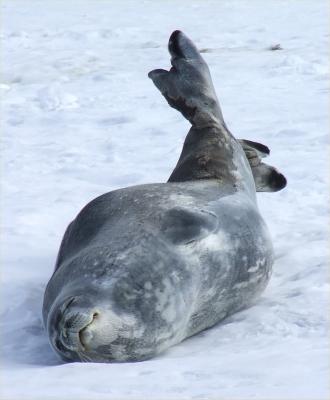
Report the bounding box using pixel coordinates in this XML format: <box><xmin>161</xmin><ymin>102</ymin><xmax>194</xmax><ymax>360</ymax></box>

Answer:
<box><xmin>43</xmin><ymin>30</ymin><xmax>286</xmax><ymax>363</ymax></box>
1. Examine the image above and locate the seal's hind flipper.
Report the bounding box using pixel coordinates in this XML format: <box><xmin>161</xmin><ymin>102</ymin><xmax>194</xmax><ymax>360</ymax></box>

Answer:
<box><xmin>148</xmin><ymin>31</ymin><xmax>224</xmax><ymax>128</ymax></box>
<box><xmin>151</xmin><ymin>32</ymin><xmax>286</xmax><ymax>189</ymax></box>
<box><xmin>252</xmin><ymin>162</ymin><xmax>287</xmax><ymax>192</ymax></box>
<box><xmin>239</xmin><ymin>139</ymin><xmax>270</xmax><ymax>159</ymax></box>
<box><xmin>238</xmin><ymin>139</ymin><xmax>270</xmax><ymax>168</ymax></box>
<box><xmin>239</xmin><ymin>139</ymin><xmax>287</xmax><ymax>192</ymax></box>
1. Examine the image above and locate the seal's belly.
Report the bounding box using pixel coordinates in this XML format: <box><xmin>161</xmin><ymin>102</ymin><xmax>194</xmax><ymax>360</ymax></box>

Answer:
<box><xmin>180</xmin><ymin>199</ymin><xmax>273</xmax><ymax>337</ymax></box>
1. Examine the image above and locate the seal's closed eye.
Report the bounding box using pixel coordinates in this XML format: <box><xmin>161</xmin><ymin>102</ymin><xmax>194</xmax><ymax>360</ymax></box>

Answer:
<box><xmin>161</xmin><ymin>207</ymin><xmax>217</xmax><ymax>245</ymax></box>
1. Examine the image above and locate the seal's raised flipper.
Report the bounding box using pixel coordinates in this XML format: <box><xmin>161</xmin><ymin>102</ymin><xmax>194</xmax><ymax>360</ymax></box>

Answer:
<box><xmin>148</xmin><ymin>30</ymin><xmax>224</xmax><ymax>128</ymax></box>
<box><xmin>149</xmin><ymin>31</ymin><xmax>286</xmax><ymax>190</ymax></box>
<box><xmin>239</xmin><ymin>139</ymin><xmax>287</xmax><ymax>192</ymax></box>
<box><xmin>150</xmin><ymin>31</ymin><xmax>240</xmax><ymax>184</ymax></box>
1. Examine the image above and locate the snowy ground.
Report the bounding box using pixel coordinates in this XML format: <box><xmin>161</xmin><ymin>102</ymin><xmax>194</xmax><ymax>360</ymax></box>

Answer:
<box><xmin>1</xmin><ymin>0</ymin><xmax>329</xmax><ymax>399</ymax></box>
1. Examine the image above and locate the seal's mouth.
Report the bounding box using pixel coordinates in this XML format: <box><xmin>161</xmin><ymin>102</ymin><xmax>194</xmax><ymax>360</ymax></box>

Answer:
<box><xmin>51</xmin><ymin>297</ymin><xmax>100</xmax><ymax>357</ymax></box>
<box><xmin>79</xmin><ymin>312</ymin><xmax>99</xmax><ymax>350</ymax></box>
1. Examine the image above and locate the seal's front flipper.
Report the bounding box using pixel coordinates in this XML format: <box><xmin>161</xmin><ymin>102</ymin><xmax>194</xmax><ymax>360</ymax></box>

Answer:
<box><xmin>239</xmin><ymin>139</ymin><xmax>287</xmax><ymax>192</ymax></box>
<box><xmin>149</xmin><ymin>30</ymin><xmax>224</xmax><ymax>128</ymax></box>
<box><xmin>161</xmin><ymin>207</ymin><xmax>217</xmax><ymax>245</ymax></box>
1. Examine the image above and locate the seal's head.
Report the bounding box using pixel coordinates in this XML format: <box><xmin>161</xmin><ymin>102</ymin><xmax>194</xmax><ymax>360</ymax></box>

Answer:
<box><xmin>47</xmin><ymin>276</ymin><xmax>160</xmax><ymax>363</ymax></box>
<box><xmin>44</xmin><ymin>235</ymin><xmax>192</xmax><ymax>363</ymax></box>
<box><xmin>46</xmin><ymin>289</ymin><xmax>137</xmax><ymax>362</ymax></box>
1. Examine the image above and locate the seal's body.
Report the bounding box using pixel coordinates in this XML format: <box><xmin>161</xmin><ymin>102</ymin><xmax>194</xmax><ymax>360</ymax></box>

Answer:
<box><xmin>43</xmin><ymin>31</ymin><xmax>286</xmax><ymax>363</ymax></box>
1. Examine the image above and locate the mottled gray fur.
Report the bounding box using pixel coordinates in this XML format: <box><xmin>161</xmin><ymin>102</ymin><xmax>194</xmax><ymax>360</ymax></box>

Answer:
<box><xmin>43</xmin><ymin>31</ymin><xmax>286</xmax><ymax>363</ymax></box>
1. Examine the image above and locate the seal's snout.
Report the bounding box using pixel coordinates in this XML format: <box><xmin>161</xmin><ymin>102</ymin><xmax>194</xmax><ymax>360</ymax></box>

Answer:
<box><xmin>59</xmin><ymin>306</ymin><xmax>95</xmax><ymax>351</ymax></box>
<box><xmin>49</xmin><ymin>292</ymin><xmax>145</xmax><ymax>361</ymax></box>
<box><xmin>49</xmin><ymin>296</ymin><xmax>99</xmax><ymax>358</ymax></box>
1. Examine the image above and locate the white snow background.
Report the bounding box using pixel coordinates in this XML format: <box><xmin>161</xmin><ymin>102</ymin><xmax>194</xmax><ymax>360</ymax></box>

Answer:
<box><xmin>1</xmin><ymin>0</ymin><xmax>329</xmax><ymax>399</ymax></box>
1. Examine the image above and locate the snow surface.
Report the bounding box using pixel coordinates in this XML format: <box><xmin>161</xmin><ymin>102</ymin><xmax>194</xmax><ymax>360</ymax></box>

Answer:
<box><xmin>1</xmin><ymin>0</ymin><xmax>329</xmax><ymax>399</ymax></box>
